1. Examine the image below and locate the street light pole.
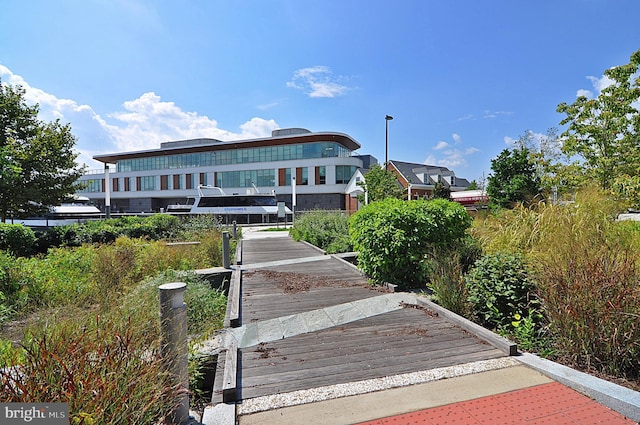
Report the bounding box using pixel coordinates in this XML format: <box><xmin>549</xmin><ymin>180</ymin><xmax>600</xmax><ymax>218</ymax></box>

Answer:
<box><xmin>385</xmin><ymin>115</ymin><xmax>393</xmax><ymax>167</ymax></box>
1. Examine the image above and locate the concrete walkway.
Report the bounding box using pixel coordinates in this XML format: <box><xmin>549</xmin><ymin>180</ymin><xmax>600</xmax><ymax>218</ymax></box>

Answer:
<box><xmin>202</xmin><ymin>226</ymin><xmax>640</xmax><ymax>425</ymax></box>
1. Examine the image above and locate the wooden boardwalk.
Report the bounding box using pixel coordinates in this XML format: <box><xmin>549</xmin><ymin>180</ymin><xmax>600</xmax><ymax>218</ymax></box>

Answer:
<box><xmin>231</xmin><ymin>234</ymin><xmax>509</xmax><ymax>401</ymax></box>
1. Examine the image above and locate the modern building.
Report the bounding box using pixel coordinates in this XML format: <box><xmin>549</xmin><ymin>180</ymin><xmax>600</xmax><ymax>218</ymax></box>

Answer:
<box><xmin>78</xmin><ymin>128</ymin><xmax>376</xmax><ymax>213</ymax></box>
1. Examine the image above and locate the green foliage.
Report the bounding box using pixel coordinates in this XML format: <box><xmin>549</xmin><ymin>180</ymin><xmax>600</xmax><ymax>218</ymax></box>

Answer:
<box><xmin>466</xmin><ymin>253</ymin><xmax>539</xmax><ymax>329</ymax></box>
<box><xmin>290</xmin><ymin>210</ymin><xmax>352</xmax><ymax>253</ymax></box>
<box><xmin>430</xmin><ymin>182</ymin><xmax>451</xmax><ymax>200</ymax></box>
<box><xmin>473</xmin><ymin>188</ymin><xmax>640</xmax><ymax>379</ymax></box>
<box><xmin>356</xmin><ymin>164</ymin><xmax>404</xmax><ymax>204</ymax></box>
<box><xmin>502</xmin><ymin>310</ymin><xmax>552</xmax><ymax>356</ymax></box>
<box><xmin>557</xmin><ymin>49</ymin><xmax>640</xmax><ymax>205</ymax></box>
<box><xmin>55</xmin><ymin>214</ymin><xmax>182</xmax><ymax>246</ymax></box>
<box><xmin>425</xmin><ymin>236</ymin><xmax>482</xmax><ymax>316</ymax></box>
<box><xmin>0</xmin><ymin>223</ymin><xmax>36</xmax><ymax>257</ymax></box>
<box><xmin>349</xmin><ymin>198</ymin><xmax>471</xmax><ymax>289</ymax></box>
<box><xmin>0</xmin><ymin>255</ymin><xmax>227</xmax><ymax>421</ymax></box>
<box><xmin>487</xmin><ymin>146</ymin><xmax>541</xmax><ymax>209</ymax></box>
<box><xmin>0</xmin><ymin>79</ymin><xmax>85</xmax><ymax>222</ymax></box>
<box><xmin>0</xmin><ymin>227</ymin><xmax>223</xmax><ymax>320</ymax></box>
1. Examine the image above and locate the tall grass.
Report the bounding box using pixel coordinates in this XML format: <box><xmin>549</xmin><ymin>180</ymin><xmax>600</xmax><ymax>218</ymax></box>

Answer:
<box><xmin>0</xmin><ymin>315</ymin><xmax>181</xmax><ymax>424</ymax></box>
<box><xmin>473</xmin><ymin>188</ymin><xmax>640</xmax><ymax>381</ymax></box>
<box><xmin>0</xmin><ymin>219</ymin><xmax>228</xmax><ymax>422</ymax></box>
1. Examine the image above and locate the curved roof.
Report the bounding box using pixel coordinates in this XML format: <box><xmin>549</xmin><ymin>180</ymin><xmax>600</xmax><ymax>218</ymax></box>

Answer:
<box><xmin>93</xmin><ymin>130</ymin><xmax>361</xmax><ymax>164</ymax></box>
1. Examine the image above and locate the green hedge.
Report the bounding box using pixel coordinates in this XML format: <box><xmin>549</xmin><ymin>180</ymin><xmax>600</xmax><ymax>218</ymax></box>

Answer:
<box><xmin>349</xmin><ymin>198</ymin><xmax>471</xmax><ymax>289</ymax></box>
<box><xmin>0</xmin><ymin>224</ymin><xmax>36</xmax><ymax>257</ymax></box>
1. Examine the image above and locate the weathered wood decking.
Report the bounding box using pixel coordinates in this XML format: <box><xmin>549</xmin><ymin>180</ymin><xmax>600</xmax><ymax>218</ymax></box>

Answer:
<box><xmin>228</xmin><ymin>234</ymin><xmax>508</xmax><ymax>401</ymax></box>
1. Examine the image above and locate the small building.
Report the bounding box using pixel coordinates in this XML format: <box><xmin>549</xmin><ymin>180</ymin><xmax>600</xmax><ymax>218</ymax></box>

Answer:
<box><xmin>343</xmin><ymin>160</ymin><xmax>472</xmax><ymax>211</ymax></box>
<box><xmin>387</xmin><ymin>160</ymin><xmax>470</xmax><ymax>199</ymax></box>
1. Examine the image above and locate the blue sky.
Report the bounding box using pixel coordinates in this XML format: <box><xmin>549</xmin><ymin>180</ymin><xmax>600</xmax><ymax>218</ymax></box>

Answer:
<box><xmin>1</xmin><ymin>0</ymin><xmax>639</xmax><ymax>183</ymax></box>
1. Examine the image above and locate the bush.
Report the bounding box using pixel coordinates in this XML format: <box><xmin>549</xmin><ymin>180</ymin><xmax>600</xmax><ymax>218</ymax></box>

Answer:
<box><xmin>290</xmin><ymin>210</ymin><xmax>352</xmax><ymax>253</ymax></box>
<box><xmin>0</xmin><ymin>223</ymin><xmax>36</xmax><ymax>257</ymax></box>
<box><xmin>349</xmin><ymin>198</ymin><xmax>471</xmax><ymax>289</ymax></box>
<box><xmin>425</xmin><ymin>236</ymin><xmax>482</xmax><ymax>316</ymax></box>
<box><xmin>466</xmin><ymin>252</ymin><xmax>539</xmax><ymax>329</ymax></box>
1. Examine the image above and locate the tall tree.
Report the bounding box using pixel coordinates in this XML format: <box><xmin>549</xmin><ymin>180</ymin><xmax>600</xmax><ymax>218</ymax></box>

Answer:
<box><xmin>557</xmin><ymin>49</ymin><xmax>640</xmax><ymax>204</ymax></box>
<box><xmin>0</xmin><ymin>80</ymin><xmax>85</xmax><ymax>222</ymax></box>
<box><xmin>356</xmin><ymin>164</ymin><xmax>404</xmax><ymax>204</ymax></box>
<box><xmin>487</xmin><ymin>147</ymin><xmax>541</xmax><ymax>209</ymax></box>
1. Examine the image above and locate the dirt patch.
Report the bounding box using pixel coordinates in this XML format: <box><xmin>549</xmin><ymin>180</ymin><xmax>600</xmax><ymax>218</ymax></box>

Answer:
<box><xmin>400</xmin><ymin>302</ymin><xmax>439</xmax><ymax>318</ymax></box>
<box><xmin>255</xmin><ymin>342</ymin><xmax>276</xmax><ymax>359</ymax></box>
<box><xmin>244</xmin><ymin>270</ymin><xmax>378</xmax><ymax>294</ymax></box>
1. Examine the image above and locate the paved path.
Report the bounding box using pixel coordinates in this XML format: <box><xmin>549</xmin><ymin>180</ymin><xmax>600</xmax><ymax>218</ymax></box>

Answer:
<box><xmin>203</xmin><ymin>227</ymin><xmax>640</xmax><ymax>425</ymax></box>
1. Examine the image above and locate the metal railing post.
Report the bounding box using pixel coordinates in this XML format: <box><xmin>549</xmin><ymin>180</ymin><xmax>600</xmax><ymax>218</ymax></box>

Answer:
<box><xmin>222</xmin><ymin>231</ymin><xmax>231</xmax><ymax>269</ymax></box>
<box><xmin>159</xmin><ymin>282</ymin><xmax>189</xmax><ymax>425</ymax></box>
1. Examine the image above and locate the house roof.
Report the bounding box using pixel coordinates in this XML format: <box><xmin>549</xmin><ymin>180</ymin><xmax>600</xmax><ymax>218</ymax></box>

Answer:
<box><xmin>389</xmin><ymin>160</ymin><xmax>469</xmax><ymax>189</ymax></box>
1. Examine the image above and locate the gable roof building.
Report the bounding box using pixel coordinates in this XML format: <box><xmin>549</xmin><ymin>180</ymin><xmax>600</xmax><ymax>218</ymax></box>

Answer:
<box><xmin>387</xmin><ymin>160</ymin><xmax>470</xmax><ymax>200</ymax></box>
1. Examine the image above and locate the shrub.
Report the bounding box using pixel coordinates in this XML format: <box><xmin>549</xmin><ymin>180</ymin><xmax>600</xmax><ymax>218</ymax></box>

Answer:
<box><xmin>290</xmin><ymin>210</ymin><xmax>352</xmax><ymax>253</ymax></box>
<box><xmin>466</xmin><ymin>252</ymin><xmax>539</xmax><ymax>329</ymax></box>
<box><xmin>425</xmin><ymin>236</ymin><xmax>481</xmax><ymax>316</ymax></box>
<box><xmin>0</xmin><ymin>223</ymin><xmax>36</xmax><ymax>257</ymax></box>
<box><xmin>349</xmin><ymin>198</ymin><xmax>471</xmax><ymax>289</ymax></box>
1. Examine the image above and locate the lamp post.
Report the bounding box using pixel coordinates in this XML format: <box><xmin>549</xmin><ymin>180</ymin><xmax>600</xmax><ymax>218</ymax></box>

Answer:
<box><xmin>385</xmin><ymin>115</ymin><xmax>393</xmax><ymax>167</ymax></box>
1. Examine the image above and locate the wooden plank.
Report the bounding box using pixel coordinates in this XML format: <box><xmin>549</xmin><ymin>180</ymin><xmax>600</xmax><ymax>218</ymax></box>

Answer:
<box><xmin>415</xmin><ymin>298</ymin><xmax>518</xmax><ymax>356</ymax></box>
<box><xmin>239</xmin><ymin>348</ymin><xmax>503</xmax><ymax>400</ymax></box>
<box><xmin>223</xmin><ymin>269</ymin><xmax>241</xmax><ymax>328</ymax></box>
<box><xmin>233</xmin><ymin>234</ymin><xmax>512</xmax><ymax>402</ymax></box>
<box><xmin>222</xmin><ymin>341</ymin><xmax>238</xmax><ymax>403</ymax></box>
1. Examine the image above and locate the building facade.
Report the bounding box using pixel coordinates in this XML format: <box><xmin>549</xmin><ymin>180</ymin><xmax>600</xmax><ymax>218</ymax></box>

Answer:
<box><xmin>386</xmin><ymin>160</ymin><xmax>470</xmax><ymax>199</ymax></box>
<box><xmin>78</xmin><ymin>128</ymin><xmax>375</xmax><ymax>213</ymax></box>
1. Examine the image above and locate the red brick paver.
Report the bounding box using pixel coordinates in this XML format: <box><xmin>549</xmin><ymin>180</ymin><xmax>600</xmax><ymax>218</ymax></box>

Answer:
<box><xmin>355</xmin><ymin>382</ymin><xmax>636</xmax><ymax>425</ymax></box>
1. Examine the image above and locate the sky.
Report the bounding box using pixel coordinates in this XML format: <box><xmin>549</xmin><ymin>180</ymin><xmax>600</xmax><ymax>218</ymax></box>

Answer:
<box><xmin>1</xmin><ymin>0</ymin><xmax>639</xmax><ymax>184</ymax></box>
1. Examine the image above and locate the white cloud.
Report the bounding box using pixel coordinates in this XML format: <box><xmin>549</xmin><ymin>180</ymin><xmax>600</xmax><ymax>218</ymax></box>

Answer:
<box><xmin>504</xmin><ymin>136</ymin><xmax>516</xmax><ymax>146</ymax></box>
<box><xmin>483</xmin><ymin>110</ymin><xmax>513</xmax><ymax>119</ymax></box>
<box><xmin>425</xmin><ymin>134</ymin><xmax>479</xmax><ymax>169</ymax></box>
<box><xmin>576</xmin><ymin>74</ymin><xmax>615</xmax><ymax>99</ymax></box>
<box><xmin>576</xmin><ymin>88</ymin><xmax>593</xmax><ymax>98</ymax></box>
<box><xmin>434</xmin><ymin>141</ymin><xmax>449</xmax><ymax>150</ymax></box>
<box><xmin>457</xmin><ymin>114</ymin><xmax>475</xmax><ymax>121</ymax></box>
<box><xmin>287</xmin><ymin>66</ymin><xmax>352</xmax><ymax>98</ymax></box>
<box><xmin>0</xmin><ymin>65</ymin><xmax>279</xmax><ymax>169</ymax></box>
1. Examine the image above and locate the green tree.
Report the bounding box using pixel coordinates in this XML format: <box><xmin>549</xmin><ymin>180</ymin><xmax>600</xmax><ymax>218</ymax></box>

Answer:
<box><xmin>557</xmin><ymin>49</ymin><xmax>640</xmax><ymax>205</ymax></box>
<box><xmin>356</xmin><ymin>164</ymin><xmax>404</xmax><ymax>204</ymax></box>
<box><xmin>431</xmin><ymin>181</ymin><xmax>451</xmax><ymax>200</ymax></box>
<box><xmin>487</xmin><ymin>147</ymin><xmax>541</xmax><ymax>209</ymax></box>
<box><xmin>0</xmin><ymin>80</ymin><xmax>85</xmax><ymax>222</ymax></box>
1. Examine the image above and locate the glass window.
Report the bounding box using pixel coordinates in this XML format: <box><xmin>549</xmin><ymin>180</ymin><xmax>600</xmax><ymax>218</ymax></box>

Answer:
<box><xmin>317</xmin><ymin>166</ymin><xmax>326</xmax><ymax>185</ymax></box>
<box><xmin>140</xmin><ymin>176</ymin><xmax>156</xmax><ymax>191</ymax></box>
<box><xmin>336</xmin><ymin>165</ymin><xmax>357</xmax><ymax>184</ymax></box>
<box><xmin>113</xmin><ymin>141</ymin><xmax>354</xmax><ymax>172</ymax></box>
